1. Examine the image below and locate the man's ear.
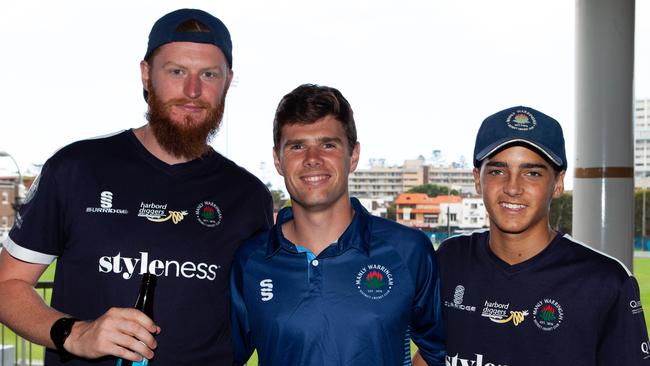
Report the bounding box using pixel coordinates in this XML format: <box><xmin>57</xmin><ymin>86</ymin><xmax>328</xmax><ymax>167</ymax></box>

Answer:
<box><xmin>350</xmin><ymin>142</ymin><xmax>360</xmax><ymax>173</ymax></box>
<box><xmin>273</xmin><ymin>148</ymin><xmax>284</xmax><ymax>176</ymax></box>
<box><xmin>552</xmin><ymin>170</ymin><xmax>566</xmax><ymax>199</ymax></box>
<box><xmin>473</xmin><ymin>167</ymin><xmax>482</xmax><ymax>195</ymax></box>
<box><xmin>140</xmin><ymin>60</ymin><xmax>151</xmax><ymax>95</ymax></box>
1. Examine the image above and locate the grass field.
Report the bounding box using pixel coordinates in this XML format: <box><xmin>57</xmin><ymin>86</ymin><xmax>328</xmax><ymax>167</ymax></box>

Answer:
<box><xmin>2</xmin><ymin>259</ymin><xmax>650</xmax><ymax>365</ymax></box>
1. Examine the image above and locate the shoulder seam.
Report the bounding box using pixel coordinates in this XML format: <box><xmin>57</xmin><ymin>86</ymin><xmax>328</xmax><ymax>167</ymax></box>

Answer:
<box><xmin>562</xmin><ymin>234</ymin><xmax>632</xmax><ymax>276</ymax></box>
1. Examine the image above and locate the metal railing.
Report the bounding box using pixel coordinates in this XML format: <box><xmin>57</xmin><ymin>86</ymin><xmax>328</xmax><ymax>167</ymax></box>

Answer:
<box><xmin>1</xmin><ymin>281</ymin><xmax>53</xmax><ymax>366</ymax></box>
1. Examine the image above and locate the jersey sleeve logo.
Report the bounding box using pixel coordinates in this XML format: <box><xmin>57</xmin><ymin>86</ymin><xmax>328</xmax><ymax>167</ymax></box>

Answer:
<box><xmin>355</xmin><ymin>264</ymin><xmax>393</xmax><ymax>300</ymax></box>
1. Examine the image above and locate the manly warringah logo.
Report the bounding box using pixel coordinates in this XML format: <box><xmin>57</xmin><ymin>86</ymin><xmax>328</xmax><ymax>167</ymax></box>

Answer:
<box><xmin>533</xmin><ymin>298</ymin><xmax>564</xmax><ymax>331</ymax></box>
<box><xmin>356</xmin><ymin>264</ymin><xmax>394</xmax><ymax>300</ymax></box>
<box><xmin>195</xmin><ymin>201</ymin><xmax>222</xmax><ymax>227</ymax></box>
<box><xmin>86</xmin><ymin>191</ymin><xmax>128</xmax><ymax>215</ymax></box>
<box><xmin>630</xmin><ymin>299</ymin><xmax>644</xmax><ymax>315</ymax></box>
<box><xmin>481</xmin><ymin>300</ymin><xmax>528</xmax><ymax>326</ymax></box>
<box><xmin>260</xmin><ymin>279</ymin><xmax>274</xmax><ymax>301</ymax></box>
<box><xmin>505</xmin><ymin>109</ymin><xmax>537</xmax><ymax>131</ymax></box>
<box><xmin>444</xmin><ymin>285</ymin><xmax>476</xmax><ymax>312</ymax></box>
<box><xmin>98</xmin><ymin>252</ymin><xmax>220</xmax><ymax>281</ymax></box>
<box><xmin>138</xmin><ymin>202</ymin><xmax>187</xmax><ymax>224</ymax></box>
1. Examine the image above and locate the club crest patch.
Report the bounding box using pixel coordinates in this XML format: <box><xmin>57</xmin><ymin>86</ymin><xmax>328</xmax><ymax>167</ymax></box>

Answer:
<box><xmin>533</xmin><ymin>298</ymin><xmax>564</xmax><ymax>331</ymax></box>
<box><xmin>355</xmin><ymin>264</ymin><xmax>394</xmax><ymax>300</ymax></box>
<box><xmin>195</xmin><ymin>201</ymin><xmax>222</xmax><ymax>227</ymax></box>
<box><xmin>506</xmin><ymin>109</ymin><xmax>537</xmax><ymax>131</ymax></box>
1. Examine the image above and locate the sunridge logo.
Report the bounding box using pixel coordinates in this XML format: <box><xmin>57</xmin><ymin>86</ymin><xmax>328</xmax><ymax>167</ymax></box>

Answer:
<box><xmin>98</xmin><ymin>252</ymin><xmax>220</xmax><ymax>281</ymax></box>
<box><xmin>260</xmin><ymin>279</ymin><xmax>273</xmax><ymax>301</ymax></box>
<box><xmin>444</xmin><ymin>285</ymin><xmax>476</xmax><ymax>312</ymax></box>
<box><xmin>86</xmin><ymin>191</ymin><xmax>128</xmax><ymax>215</ymax></box>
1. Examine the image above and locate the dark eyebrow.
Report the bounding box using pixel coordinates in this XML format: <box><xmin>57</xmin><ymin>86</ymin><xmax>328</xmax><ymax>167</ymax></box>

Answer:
<box><xmin>283</xmin><ymin>138</ymin><xmax>306</xmax><ymax>147</ymax></box>
<box><xmin>485</xmin><ymin>161</ymin><xmax>507</xmax><ymax>168</ymax></box>
<box><xmin>283</xmin><ymin>136</ymin><xmax>344</xmax><ymax>148</ymax></box>
<box><xmin>485</xmin><ymin>161</ymin><xmax>549</xmax><ymax>170</ymax></box>
<box><xmin>520</xmin><ymin>163</ymin><xmax>549</xmax><ymax>170</ymax></box>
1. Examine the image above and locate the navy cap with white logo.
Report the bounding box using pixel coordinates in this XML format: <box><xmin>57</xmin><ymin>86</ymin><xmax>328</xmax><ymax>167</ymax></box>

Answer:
<box><xmin>473</xmin><ymin>106</ymin><xmax>567</xmax><ymax>170</ymax></box>
<box><xmin>143</xmin><ymin>8</ymin><xmax>232</xmax><ymax>101</ymax></box>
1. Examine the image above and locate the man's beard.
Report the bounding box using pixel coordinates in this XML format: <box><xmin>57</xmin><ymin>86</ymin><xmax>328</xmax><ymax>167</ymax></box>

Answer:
<box><xmin>146</xmin><ymin>87</ymin><xmax>226</xmax><ymax>160</ymax></box>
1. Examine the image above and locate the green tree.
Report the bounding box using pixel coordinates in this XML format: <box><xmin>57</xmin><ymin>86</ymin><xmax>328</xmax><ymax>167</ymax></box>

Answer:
<box><xmin>549</xmin><ymin>192</ymin><xmax>572</xmax><ymax>234</ymax></box>
<box><xmin>635</xmin><ymin>189</ymin><xmax>650</xmax><ymax>237</ymax></box>
<box><xmin>407</xmin><ymin>183</ymin><xmax>459</xmax><ymax>197</ymax></box>
<box><xmin>386</xmin><ymin>203</ymin><xmax>397</xmax><ymax>221</ymax></box>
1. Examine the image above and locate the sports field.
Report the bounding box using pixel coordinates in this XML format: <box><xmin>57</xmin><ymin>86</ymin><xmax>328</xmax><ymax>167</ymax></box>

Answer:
<box><xmin>2</xmin><ymin>258</ymin><xmax>650</xmax><ymax>365</ymax></box>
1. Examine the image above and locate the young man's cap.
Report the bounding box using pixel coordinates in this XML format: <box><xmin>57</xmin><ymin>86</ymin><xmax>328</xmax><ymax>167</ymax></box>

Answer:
<box><xmin>473</xmin><ymin>106</ymin><xmax>567</xmax><ymax>170</ymax></box>
<box><xmin>143</xmin><ymin>8</ymin><xmax>232</xmax><ymax>100</ymax></box>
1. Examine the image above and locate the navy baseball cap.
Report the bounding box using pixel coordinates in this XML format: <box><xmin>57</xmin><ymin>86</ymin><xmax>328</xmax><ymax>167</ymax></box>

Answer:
<box><xmin>473</xmin><ymin>106</ymin><xmax>567</xmax><ymax>170</ymax></box>
<box><xmin>143</xmin><ymin>9</ymin><xmax>232</xmax><ymax>100</ymax></box>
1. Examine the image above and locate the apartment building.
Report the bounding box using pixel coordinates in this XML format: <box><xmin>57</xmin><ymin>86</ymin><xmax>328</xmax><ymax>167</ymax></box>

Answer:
<box><xmin>635</xmin><ymin>99</ymin><xmax>650</xmax><ymax>187</ymax></box>
<box><xmin>349</xmin><ymin>157</ymin><xmax>474</xmax><ymax>200</ymax></box>
<box><xmin>395</xmin><ymin>192</ymin><xmax>487</xmax><ymax>231</ymax></box>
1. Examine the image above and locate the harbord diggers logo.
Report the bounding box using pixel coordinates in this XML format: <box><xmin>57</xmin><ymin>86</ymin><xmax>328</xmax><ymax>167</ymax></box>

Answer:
<box><xmin>481</xmin><ymin>300</ymin><xmax>529</xmax><ymax>326</ymax></box>
<box><xmin>356</xmin><ymin>264</ymin><xmax>394</xmax><ymax>300</ymax></box>
<box><xmin>86</xmin><ymin>191</ymin><xmax>128</xmax><ymax>215</ymax></box>
<box><xmin>138</xmin><ymin>202</ymin><xmax>187</xmax><ymax>224</ymax></box>
<box><xmin>260</xmin><ymin>279</ymin><xmax>273</xmax><ymax>301</ymax></box>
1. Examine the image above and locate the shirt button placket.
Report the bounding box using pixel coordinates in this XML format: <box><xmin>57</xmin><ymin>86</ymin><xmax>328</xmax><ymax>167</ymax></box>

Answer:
<box><xmin>309</xmin><ymin>258</ymin><xmax>322</xmax><ymax>294</ymax></box>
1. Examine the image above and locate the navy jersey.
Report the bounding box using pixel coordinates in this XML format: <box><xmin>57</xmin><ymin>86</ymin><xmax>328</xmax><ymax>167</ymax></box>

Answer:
<box><xmin>437</xmin><ymin>230</ymin><xmax>650</xmax><ymax>366</ymax></box>
<box><xmin>230</xmin><ymin>198</ymin><xmax>446</xmax><ymax>366</ymax></box>
<box><xmin>4</xmin><ymin>130</ymin><xmax>273</xmax><ymax>365</ymax></box>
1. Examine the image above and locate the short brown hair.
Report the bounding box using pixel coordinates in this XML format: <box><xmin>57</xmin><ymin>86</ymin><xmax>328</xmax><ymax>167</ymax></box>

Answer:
<box><xmin>273</xmin><ymin>84</ymin><xmax>357</xmax><ymax>154</ymax></box>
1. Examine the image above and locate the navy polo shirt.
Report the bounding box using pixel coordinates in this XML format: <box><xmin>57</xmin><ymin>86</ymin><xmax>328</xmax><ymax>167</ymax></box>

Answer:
<box><xmin>230</xmin><ymin>198</ymin><xmax>445</xmax><ymax>366</ymax></box>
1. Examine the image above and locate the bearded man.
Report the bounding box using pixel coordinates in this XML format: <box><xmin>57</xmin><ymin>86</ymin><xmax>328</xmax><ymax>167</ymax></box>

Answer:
<box><xmin>0</xmin><ymin>9</ymin><xmax>273</xmax><ymax>366</ymax></box>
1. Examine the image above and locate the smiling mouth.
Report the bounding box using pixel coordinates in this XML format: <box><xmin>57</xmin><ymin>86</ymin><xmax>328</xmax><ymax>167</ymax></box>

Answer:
<box><xmin>302</xmin><ymin>174</ymin><xmax>330</xmax><ymax>184</ymax></box>
<box><xmin>500</xmin><ymin>202</ymin><xmax>527</xmax><ymax>210</ymax></box>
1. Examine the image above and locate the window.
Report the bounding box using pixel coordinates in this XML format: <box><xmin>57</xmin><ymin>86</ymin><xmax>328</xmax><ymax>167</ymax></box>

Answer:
<box><xmin>1</xmin><ymin>192</ymin><xmax>8</xmax><ymax>205</ymax></box>
<box><xmin>471</xmin><ymin>203</ymin><xmax>478</xmax><ymax>209</ymax></box>
<box><xmin>1</xmin><ymin>216</ymin><xmax>7</xmax><ymax>227</ymax></box>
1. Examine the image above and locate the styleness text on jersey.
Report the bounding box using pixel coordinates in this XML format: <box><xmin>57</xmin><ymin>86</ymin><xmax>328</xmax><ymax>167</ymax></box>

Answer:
<box><xmin>98</xmin><ymin>252</ymin><xmax>221</xmax><ymax>280</ymax></box>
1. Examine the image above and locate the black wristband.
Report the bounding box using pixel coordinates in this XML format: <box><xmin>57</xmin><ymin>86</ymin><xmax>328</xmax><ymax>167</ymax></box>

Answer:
<box><xmin>50</xmin><ymin>317</ymin><xmax>80</xmax><ymax>360</ymax></box>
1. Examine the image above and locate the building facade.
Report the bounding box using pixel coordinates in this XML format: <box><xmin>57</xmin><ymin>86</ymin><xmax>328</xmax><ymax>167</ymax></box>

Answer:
<box><xmin>349</xmin><ymin>158</ymin><xmax>475</xmax><ymax>200</ymax></box>
<box><xmin>635</xmin><ymin>99</ymin><xmax>650</xmax><ymax>186</ymax></box>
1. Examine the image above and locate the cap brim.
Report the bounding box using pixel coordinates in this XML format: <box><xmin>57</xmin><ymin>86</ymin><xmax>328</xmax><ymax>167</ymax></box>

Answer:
<box><xmin>475</xmin><ymin>138</ymin><xmax>564</xmax><ymax>168</ymax></box>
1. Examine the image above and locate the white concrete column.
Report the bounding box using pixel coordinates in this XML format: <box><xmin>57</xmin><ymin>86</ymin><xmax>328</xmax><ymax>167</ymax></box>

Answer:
<box><xmin>574</xmin><ymin>0</ymin><xmax>635</xmax><ymax>269</ymax></box>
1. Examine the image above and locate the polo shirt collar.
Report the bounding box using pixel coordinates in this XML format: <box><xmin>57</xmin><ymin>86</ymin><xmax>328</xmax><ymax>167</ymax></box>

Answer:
<box><xmin>265</xmin><ymin>197</ymin><xmax>371</xmax><ymax>258</ymax></box>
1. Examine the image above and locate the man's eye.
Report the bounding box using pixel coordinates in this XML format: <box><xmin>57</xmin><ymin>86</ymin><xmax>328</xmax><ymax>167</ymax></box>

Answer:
<box><xmin>170</xmin><ymin>69</ymin><xmax>184</xmax><ymax>76</ymax></box>
<box><xmin>203</xmin><ymin>71</ymin><xmax>218</xmax><ymax>79</ymax></box>
<box><xmin>323</xmin><ymin>143</ymin><xmax>336</xmax><ymax>149</ymax></box>
<box><xmin>289</xmin><ymin>144</ymin><xmax>303</xmax><ymax>150</ymax></box>
<box><xmin>487</xmin><ymin>169</ymin><xmax>503</xmax><ymax>176</ymax></box>
<box><xmin>526</xmin><ymin>171</ymin><xmax>542</xmax><ymax>177</ymax></box>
